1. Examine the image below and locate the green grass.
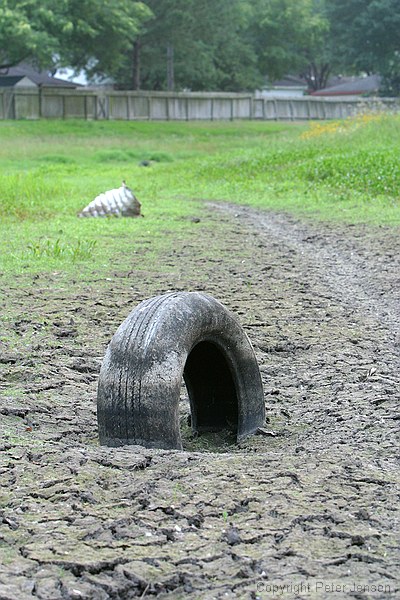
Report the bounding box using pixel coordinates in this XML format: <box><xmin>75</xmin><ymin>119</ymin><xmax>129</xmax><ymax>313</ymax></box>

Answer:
<box><xmin>0</xmin><ymin>116</ymin><xmax>399</xmax><ymax>278</ymax></box>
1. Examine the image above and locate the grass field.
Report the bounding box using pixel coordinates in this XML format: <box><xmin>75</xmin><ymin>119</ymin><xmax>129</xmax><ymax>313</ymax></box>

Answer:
<box><xmin>0</xmin><ymin>115</ymin><xmax>399</xmax><ymax>278</ymax></box>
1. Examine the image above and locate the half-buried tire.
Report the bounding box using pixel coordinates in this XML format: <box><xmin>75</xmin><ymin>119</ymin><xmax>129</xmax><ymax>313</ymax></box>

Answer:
<box><xmin>97</xmin><ymin>292</ymin><xmax>265</xmax><ymax>450</ymax></box>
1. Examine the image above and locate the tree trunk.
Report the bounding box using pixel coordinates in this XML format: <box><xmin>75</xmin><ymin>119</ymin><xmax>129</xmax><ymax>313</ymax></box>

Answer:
<box><xmin>166</xmin><ymin>44</ymin><xmax>174</xmax><ymax>91</ymax></box>
<box><xmin>303</xmin><ymin>62</ymin><xmax>331</xmax><ymax>91</ymax></box>
<box><xmin>132</xmin><ymin>39</ymin><xmax>141</xmax><ymax>90</ymax></box>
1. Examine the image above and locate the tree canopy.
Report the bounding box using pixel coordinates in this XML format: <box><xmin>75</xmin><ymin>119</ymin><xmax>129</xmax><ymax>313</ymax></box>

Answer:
<box><xmin>119</xmin><ymin>0</ymin><xmax>262</xmax><ymax>91</ymax></box>
<box><xmin>0</xmin><ymin>0</ymin><xmax>62</xmax><ymax>69</ymax></box>
<box><xmin>0</xmin><ymin>0</ymin><xmax>399</xmax><ymax>94</ymax></box>
<box><xmin>0</xmin><ymin>0</ymin><xmax>150</xmax><ymax>74</ymax></box>
<box><xmin>327</xmin><ymin>0</ymin><xmax>400</xmax><ymax>94</ymax></box>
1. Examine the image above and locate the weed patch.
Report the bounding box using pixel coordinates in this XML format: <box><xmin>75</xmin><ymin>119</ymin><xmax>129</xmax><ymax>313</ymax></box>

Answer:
<box><xmin>26</xmin><ymin>238</ymin><xmax>97</xmax><ymax>262</ymax></box>
<box><xmin>0</xmin><ymin>172</ymin><xmax>61</xmax><ymax>220</ymax></box>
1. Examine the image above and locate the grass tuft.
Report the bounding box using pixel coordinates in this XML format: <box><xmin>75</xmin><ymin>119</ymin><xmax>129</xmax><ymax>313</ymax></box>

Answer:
<box><xmin>26</xmin><ymin>238</ymin><xmax>97</xmax><ymax>262</ymax></box>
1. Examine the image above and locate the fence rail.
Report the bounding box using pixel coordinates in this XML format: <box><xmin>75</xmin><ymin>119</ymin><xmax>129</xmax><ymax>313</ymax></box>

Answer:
<box><xmin>0</xmin><ymin>88</ymin><xmax>398</xmax><ymax>121</ymax></box>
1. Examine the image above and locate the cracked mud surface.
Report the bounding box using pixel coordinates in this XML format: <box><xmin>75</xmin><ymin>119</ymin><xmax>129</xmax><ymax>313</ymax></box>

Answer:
<box><xmin>1</xmin><ymin>203</ymin><xmax>399</xmax><ymax>599</ymax></box>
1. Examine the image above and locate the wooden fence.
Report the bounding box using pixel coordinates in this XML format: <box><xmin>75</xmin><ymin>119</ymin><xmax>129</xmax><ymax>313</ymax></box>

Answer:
<box><xmin>0</xmin><ymin>88</ymin><xmax>398</xmax><ymax>121</ymax></box>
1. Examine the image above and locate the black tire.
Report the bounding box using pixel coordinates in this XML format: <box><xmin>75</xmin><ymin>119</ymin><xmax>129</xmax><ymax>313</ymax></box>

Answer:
<box><xmin>97</xmin><ymin>292</ymin><xmax>265</xmax><ymax>450</ymax></box>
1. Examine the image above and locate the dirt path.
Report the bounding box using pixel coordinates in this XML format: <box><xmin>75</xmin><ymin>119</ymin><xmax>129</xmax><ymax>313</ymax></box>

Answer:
<box><xmin>1</xmin><ymin>204</ymin><xmax>399</xmax><ymax>599</ymax></box>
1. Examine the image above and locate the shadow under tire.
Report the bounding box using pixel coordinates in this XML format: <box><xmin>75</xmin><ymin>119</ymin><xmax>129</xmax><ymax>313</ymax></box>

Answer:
<box><xmin>97</xmin><ymin>292</ymin><xmax>265</xmax><ymax>450</ymax></box>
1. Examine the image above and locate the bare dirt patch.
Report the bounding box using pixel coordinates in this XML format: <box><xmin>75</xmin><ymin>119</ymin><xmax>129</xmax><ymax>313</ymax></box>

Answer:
<box><xmin>1</xmin><ymin>203</ymin><xmax>399</xmax><ymax>599</ymax></box>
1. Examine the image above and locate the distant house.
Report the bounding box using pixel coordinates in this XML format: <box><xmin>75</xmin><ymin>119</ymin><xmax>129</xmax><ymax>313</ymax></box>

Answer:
<box><xmin>0</xmin><ymin>63</ymin><xmax>79</xmax><ymax>88</ymax></box>
<box><xmin>311</xmin><ymin>75</ymin><xmax>381</xmax><ymax>98</ymax></box>
<box><xmin>257</xmin><ymin>75</ymin><xmax>308</xmax><ymax>98</ymax></box>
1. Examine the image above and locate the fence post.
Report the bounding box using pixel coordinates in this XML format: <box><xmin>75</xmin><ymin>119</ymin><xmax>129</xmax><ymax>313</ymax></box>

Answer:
<box><xmin>38</xmin><ymin>88</ymin><xmax>42</xmax><ymax>118</ymax></box>
<box><xmin>306</xmin><ymin>99</ymin><xmax>311</xmax><ymax>119</ymax></box>
<box><xmin>273</xmin><ymin>99</ymin><xmax>278</xmax><ymax>120</ymax></box>
<box><xmin>166</xmin><ymin>95</ymin><xmax>170</xmax><ymax>121</ymax></box>
<box><xmin>13</xmin><ymin>92</ymin><xmax>18</xmax><ymax>119</ymax></box>
<box><xmin>98</xmin><ymin>94</ymin><xmax>109</xmax><ymax>119</ymax></box>
<box><xmin>4</xmin><ymin>91</ymin><xmax>15</xmax><ymax>119</ymax></box>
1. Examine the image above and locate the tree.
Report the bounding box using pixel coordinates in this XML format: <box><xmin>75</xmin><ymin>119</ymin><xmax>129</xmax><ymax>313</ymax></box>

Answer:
<box><xmin>0</xmin><ymin>0</ymin><xmax>150</xmax><ymax>77</ymax></box>
<box><xmin>60</xmin><ymin>0</ymin><xmax>151</xmax><ymax>81</ymax></box>
<box><xmin>248</xmin><ymin>0</ymin><xmax>330</xmax><ymax>89</ymax></box>
<box><xmin>326</xmin><ymin>0</ymin><xmax>400</xmax><ymax>78</ymax></box>
<box><xmin>0</xmin><ymin>0</ymin><xmax>64</xmax><ymax>69</ymax></box>
<box><xmin>113</xmin><ymin>0</ymin><xmax>261</xmax><ymax>91</ymax></box>
<box><xmin>7</xmin><ymin>0</ymin><xmax>397</xmax><ymax>95</ymax></box>
<box><xmin>126</xmin><ymin>0</ymin><xmax>195</xmax><ymax>90</ymax></box>
<box><xmin>298</xmin><ymin>0</ymin><xmax>332</xmax><ymax>91</ymax></box>
<box><xmin>380</xmin><ymin>52</ymin><xmax>400</xmax><ymax>96</ymax></box>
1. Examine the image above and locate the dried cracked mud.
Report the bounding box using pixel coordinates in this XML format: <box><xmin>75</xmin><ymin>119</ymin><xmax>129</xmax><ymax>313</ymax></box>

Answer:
<box><xmin>1</xmin><ymin>203</ymin><xmax>399</xmax><ymax>599</ymax></box>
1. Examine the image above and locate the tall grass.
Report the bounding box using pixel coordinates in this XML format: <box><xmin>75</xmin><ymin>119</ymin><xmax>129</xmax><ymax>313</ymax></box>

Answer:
<box><xmin>0</xmin><ymin>172</ymin><xmax>65</xmax><ymax>220</ymax></box>
<box><xmin>178</xmin><ymin>113</ymin><xmax>400</xmax><ymax>222</ymax></box>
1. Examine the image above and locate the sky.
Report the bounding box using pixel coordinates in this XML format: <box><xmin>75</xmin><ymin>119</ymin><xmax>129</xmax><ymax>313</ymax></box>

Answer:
<box><xmin>56</xmin><ymin>67</ymin><xmax>88</xmax><ymax>85</ymax></box>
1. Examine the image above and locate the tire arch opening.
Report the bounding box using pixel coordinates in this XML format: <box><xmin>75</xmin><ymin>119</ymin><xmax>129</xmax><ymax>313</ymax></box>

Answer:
<box><xmin>183</xmin><ymin>340</ymin><xmax>239</xmax><ymax>435</ymax></box>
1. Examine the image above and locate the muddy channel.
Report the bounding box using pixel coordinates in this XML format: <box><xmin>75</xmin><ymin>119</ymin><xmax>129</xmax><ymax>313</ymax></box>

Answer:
<box><xmin>1</xmin><ymin>203</ymin><xmax>399</xmax><ymax>599</ymax></box>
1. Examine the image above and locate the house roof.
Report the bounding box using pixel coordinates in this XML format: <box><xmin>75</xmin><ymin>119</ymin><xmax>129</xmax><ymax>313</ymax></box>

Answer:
<box><xmin>270</xmin><ymin>75</ymin><xmax>308</xmax><ymax>88</ymax></box>
<box><xmin>0</xmin><ymin>63</ymin><xmax>79</xmax><ymax>87</ymax></box>
<box><xmin>311</xmin><ymin>75</ymin><xmax>381</xmax><ymax>96</ymax></box>
<box><xmin>0</xmin><ymin>76</ymin><xmax>28</xmax><ymax>87</ymax></box>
